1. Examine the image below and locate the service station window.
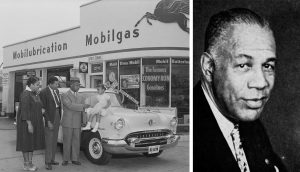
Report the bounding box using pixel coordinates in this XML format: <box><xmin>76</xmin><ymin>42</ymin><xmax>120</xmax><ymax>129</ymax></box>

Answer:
<box><xmin>171</xmin><ymin>58</ymin><xmax>189</xmax><ymax>119</ymax></box>
<box><xmin>106</xmin><ymin>60</ymin><xmax>119</xmax><ymax>88</ymax></box>
<box><xmin>119</xmin><ymin>59</ymin><xmax>140</xmax><ymax>109</ymax></box>
<box><xmin>142</xmin><ymin>58</ymin><xmax>170</xmax><ymax>107</ymax></box>
<box><xmin>47</xmin><ymin>66</ymin><xmax>71</xmax><ymax>88</ymax></box>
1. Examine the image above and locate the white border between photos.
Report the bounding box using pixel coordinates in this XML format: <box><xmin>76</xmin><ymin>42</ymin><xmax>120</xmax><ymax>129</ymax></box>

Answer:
<box><xmin>189</xmin><ymin>0</ymin><xmax>193</xmax><ymax>171</ymax></box>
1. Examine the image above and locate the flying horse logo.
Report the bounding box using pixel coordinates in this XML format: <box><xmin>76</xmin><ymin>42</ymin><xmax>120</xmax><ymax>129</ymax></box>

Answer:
<box><xmin>135</xmin><ymin>0</ymin><xmax>189</xmax><ymax>33</ymax></box>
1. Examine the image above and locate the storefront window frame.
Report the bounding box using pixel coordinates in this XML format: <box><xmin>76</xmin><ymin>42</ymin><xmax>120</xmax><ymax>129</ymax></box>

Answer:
<box><xmin>105</xmin><ymin>60</ymin><xmax>119</xmax><ymax>87</ymax></box>
<box><xmin>103</xmin><ymin>56</ymin><xmax>189</xmax><ymax>110</ymax></box>
<box><xmin>170</xmin><ymin>57</ymin><xmax>189</xmax><ymax>120</ymax></box>
<box><xmin>118</xmin><ymin>58</ymin><xmax>141</xmax><ymax>109</ymax></box>
<box><xmin>141</xmin><ymin>57</ymin><xmax>171</xmax><ymax>107</ymax></box>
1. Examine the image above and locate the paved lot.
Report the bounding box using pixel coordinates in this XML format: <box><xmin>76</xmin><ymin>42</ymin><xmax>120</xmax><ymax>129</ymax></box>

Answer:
<box><xmin>0</xmin><ymin>117</ymin><xmax>190</xmax><ymax>172</ymax></box>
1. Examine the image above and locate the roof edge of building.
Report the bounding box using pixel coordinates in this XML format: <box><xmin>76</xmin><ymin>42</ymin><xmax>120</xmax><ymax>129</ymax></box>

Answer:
<box><xmin>80</xmin><ymin>0</ymin><xmax>102</xmax><ymax>8</ymax></box>
<box><xmin>3</xmin><ymin>26</ymin><xmax>80</xmax><ymax>48</ymax></box>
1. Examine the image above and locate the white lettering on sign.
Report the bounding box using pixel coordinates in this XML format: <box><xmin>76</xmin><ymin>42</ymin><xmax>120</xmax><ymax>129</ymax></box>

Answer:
<box><xmin>146</xmin><ymin>84</ymin><xmax>165</xmax><ymax>91</ymax></box>
<box><xmin>155</xmin><ymin>59</ymin><xmax>169</xmax><ymax>64</ymax></box>
<box><xmin>142</xmin><ymin>75</ymin><xmax>170</xmax><ymax>82</ymax></box>
<box><xmin>2</xmin><ymin>73</ymin><xmax>9</xmax><ymax>86</ymax></box>
<box><xmin>88</xmin><ymin>55</ymin><xmax>102</xmax><ymax>62</ymax></box>
<box><xmin>120</xmin><ymin>61</ymin><xmax>128</xmax><ymax>65</ymax></box>
<box><xmin>120</xmin><ymin>59</ymin><xmax>139</xmax><ymax>66</ymax></box>
<box><xmin>145</xmin><ymin>66</ymin><xmax>167</xmax><ymax>73</ymax></box>
<box><xmin>129</xmin><ymin>60</ymin><xmax>139</xmax><ymax>65</ymax></box>
<box><xmin>92</xmin><ymin>66</ymin><xmax>102</xmax><ymax>72</ymax></box>
<box><xmin>108</xmin><ymin>62</ymin><xmax>118</xmax><ymax>67</ymax></box>
<box><xmin>118</xmin><ymin>89</ymin><xmax>139</xmax><ymax>105</ymax></box>
<box><xmin>27</xmin><ymin>71</ymin><xmax>36</xmax><ymax>76</ymax></box>
<box><xmin>171</xmin><ymin>59</ymin><xmax>189</xmax><ymax>64</ymax></box>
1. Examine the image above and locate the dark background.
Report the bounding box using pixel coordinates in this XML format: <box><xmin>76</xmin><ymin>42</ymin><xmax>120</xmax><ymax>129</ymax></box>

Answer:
<box><xmin>194</xmin><ymin>0</ymin><xmax>300</xmax><ymax>171</ymax></box>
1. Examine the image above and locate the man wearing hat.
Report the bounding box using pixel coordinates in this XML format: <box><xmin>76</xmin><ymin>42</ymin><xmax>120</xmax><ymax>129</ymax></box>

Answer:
<box><xmin>61</xmin><ymin>77</ymin><xmax>90</xmax><ymax>166</ymax></box>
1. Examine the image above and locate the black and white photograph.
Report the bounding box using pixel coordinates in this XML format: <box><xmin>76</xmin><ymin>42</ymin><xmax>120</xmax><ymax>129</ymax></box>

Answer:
<box><xmin>194</xmin><ymin>0</ymin><xmax>300</xmax><ymax>172</ymax></box>
<box><xmin>0</xmin><ymin>0</ymin><xmax>190</xmax><ymax>171</ymax></box>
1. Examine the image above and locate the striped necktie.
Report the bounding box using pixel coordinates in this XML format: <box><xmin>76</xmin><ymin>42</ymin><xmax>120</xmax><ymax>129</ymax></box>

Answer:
<box><xmin>231</xmin><ymin>124</ymin><xmax>250</xmax><ymax>172</ymax></box>
<box><xmin>53</xmin><ymin>90</ymin><xmax>60</xmax><ymax>107</ymax></box>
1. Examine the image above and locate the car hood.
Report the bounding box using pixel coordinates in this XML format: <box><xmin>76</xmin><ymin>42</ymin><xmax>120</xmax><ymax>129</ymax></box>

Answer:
<box><xmin>99</xmin><ymin>107</ymin><xmax>176</xmax><ymax>139</ymax></box>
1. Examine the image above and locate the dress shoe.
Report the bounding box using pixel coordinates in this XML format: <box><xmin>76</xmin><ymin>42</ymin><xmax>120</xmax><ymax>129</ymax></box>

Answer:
<box><xmin>45</xmin><ymin>164</ymin><xmax>52</xmax><ymax>170</ymax></box>
<box><xmin>23</xmin><ymin>164</ymin><xmax>30</xmax><ymax>171</ymax></box>
<box><xmin>72</xmin><ymin>161</ymin><xmax>81</xmax><ymax>165</ymax></box>
<box><xmin>23</xmin><ymin>166</ymin><xmax>38</xmax><ymax>171</ymax></box>
<box><xmin>24</xmin><ymin>162</ymin><xmax>38</xmax><ymax>171</ymax></box>
<box><xmin>61</xmin><ymin>161</ymin><xmax>68</xmax><ymax>166</ymax></box>
<box><xmin>50</xmin><ymin>160</ymin><xmax>59</xmax><ymax>165</ymax></box>
<box><xmin>28</xmin><ymin>163</ymin><xmax>38</xmax><ymax>171</ymax></box>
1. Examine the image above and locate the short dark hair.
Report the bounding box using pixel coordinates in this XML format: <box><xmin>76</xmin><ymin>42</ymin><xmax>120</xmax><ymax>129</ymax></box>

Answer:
<box><xmin>47</xmin><ymin>76</ymin><xmax>59</xmax><ymax>85</ymax></box>
<box><xmin>204</xmin><ymin>8</ymin><xmax>270</xmax><ymax>53</ymax></box>
<box><xmin>97</xmin><ymin>84</ymin><xmax>106</xmax><ymax>90</ymax></box>
<box><xmin>26</xmin><ymin>76</ymin><xmax>39</xmax><ymax>87</ymax></box>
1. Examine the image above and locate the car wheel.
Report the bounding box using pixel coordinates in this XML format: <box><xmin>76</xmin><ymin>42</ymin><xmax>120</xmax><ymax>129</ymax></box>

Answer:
<box><xmin>83</xmin><ymin>132</ymin><xmax>112</xmax><ymax>165</ymax></box>
<box><xmin>142</xmin><ymin>150</ymin><xmax>163</xmax><ymax>157</ymax></box>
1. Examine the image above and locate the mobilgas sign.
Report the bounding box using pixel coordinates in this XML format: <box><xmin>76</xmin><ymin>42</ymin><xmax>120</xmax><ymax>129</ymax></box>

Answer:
<box><xmin>13</xmin><ymin>42</ymin><xmax>68</xmax><ymax>60</ymax></box>
<box><xmin>86</xmin><ymin>28</ymin><xmax>140</xmax><ymax>46</ymax></box>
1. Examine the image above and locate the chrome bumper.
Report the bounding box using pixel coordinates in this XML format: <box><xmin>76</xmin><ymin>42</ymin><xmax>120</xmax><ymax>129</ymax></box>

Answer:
<box><xmin>101</xmin><ymin>135</ymin><xmax>180</xmax><ymax>154</ymax></box>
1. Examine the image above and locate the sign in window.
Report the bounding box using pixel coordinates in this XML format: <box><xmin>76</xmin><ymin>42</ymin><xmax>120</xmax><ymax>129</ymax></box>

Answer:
<box><xmin>142</xmin><ymin>58</ymin><xmax>170</xmax><ymax>107</ymax></box>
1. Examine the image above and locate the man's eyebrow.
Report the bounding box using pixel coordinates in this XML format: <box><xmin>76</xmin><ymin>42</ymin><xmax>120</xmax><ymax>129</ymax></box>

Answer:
<box><xmin>235</xmin><ymin>54</ymin><xmax>277</xmax><ymax>62</ymax></box>
<box><xmin>266</xmin><ymin>57</ymin><xmax>277</xmax><ymax>62</ymax></box>
<box><xmin>235</xmin><ymin>54</ymin><xmax>253</xmax><ymax>60</ymax></box>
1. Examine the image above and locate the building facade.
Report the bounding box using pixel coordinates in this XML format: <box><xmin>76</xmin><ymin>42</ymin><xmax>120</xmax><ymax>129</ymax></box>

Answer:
<box><xmin>2</xmin><ymin>0</ymin><xmax>189</xmax><ymax>123</ymax></box>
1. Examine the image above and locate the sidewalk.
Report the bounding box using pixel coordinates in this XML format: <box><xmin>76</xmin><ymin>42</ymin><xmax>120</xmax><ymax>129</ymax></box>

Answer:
<box><xmin>0</xmin><ymin>116</ymin><xmax>15</xmax><ymax>130</ymax></box>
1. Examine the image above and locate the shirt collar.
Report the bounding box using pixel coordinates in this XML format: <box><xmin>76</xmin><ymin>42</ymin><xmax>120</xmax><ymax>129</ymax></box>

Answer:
<box><xmin>25</xmin><ymin>86</ymin><xmax>32</xmax><ymax>92</ymax></box>
<box><xmin>201</xmin><ymin>83</ymin><xmax>235</xmax><ymax>139</ymax></box>
<box><xmin>70</xmin><ymin>89</ymin><xmax>77</xmax><ymax>95</ymax></box>
<box><xmin>48</xmin><ymin>86</ymin><xmax>54</xmax><ymax>92</ymax></box>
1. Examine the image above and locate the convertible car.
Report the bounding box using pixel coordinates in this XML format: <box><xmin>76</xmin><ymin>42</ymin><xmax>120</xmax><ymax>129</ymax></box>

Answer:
<box><xmin>57</xmin><ymin>88</ymin><xmax>180</xmax><ymax>165</ymax></box>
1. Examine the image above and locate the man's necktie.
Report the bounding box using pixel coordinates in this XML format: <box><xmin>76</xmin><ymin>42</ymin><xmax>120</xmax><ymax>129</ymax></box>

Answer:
<box><xmin>231</xmin><ymin>124</ymin><xmax>250</xmax><ymax>172</ymax></box>
<box><xmin>53</xmin><ymin>90</ymin><xmax>60</xmax><ymax>107</ymax></box>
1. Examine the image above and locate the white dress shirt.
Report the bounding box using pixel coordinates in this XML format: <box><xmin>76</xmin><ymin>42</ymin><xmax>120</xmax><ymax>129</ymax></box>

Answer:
<box><xmin>48</xmin><ymin>86</ymin><xmax>60</xmax><ymax>108</ymax></box>
<box><xmin>26</xmin><ymin>86</ymin><xmax>32</xmax><ymax>92</ymax></box>
<box><xmin>70</xmin><ymin>90</ymin><xmax>78</xmax><ymax>96</ymax></box>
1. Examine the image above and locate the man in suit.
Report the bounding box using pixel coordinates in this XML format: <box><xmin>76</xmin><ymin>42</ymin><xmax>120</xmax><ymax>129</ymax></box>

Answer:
<box><xmin>40</xmin><ymin>76</ymin><xmax>61</xmax><ymax>170</ymax></box>
<box><xmin>194</xmin><ymin>8</ymin><xmax>287</xmax><ymax>171</ymax></box>
<box><xmin>61</xmin><ymin>77</ymin><xmax>90</xmax><ymax>166</ymax></box>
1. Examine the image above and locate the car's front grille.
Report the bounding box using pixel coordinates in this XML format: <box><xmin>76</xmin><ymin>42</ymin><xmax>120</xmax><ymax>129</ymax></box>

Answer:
<box><xmin>125</xmin><ymin>130</ymin><xmax>171</xmax><ymax>147</ymax></box>
<box><xmin>128</xmin><ymin>130</ymin><xmax>170</xmax><ymax>139</ymax></box>
<box><xmin>134</xmin><ymin>139</ymin><xmax>167</xmax><ymax>147</ymax></box>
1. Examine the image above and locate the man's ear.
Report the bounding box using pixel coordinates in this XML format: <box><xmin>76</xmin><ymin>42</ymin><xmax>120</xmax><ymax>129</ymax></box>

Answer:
<box><xmin>200</xmin><ymin>52</ymin><xmax>215</xmax><ymax>82</ymax></box>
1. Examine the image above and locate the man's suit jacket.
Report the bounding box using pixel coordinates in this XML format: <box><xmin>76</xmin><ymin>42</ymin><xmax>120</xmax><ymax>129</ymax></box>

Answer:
<box><xmin>40</xmin><ymin>87</ymin><xmax>61</xmax><ymax>126</ymax></box>
<box><xmin>194</xmin><ymin>82</ymin><xmax>287</xmax><ymax>172</ymax></box>
<box><xmin>61</xmin><ymin>90</ymin><xmax>85</xmax><ymax>129</ymax></box>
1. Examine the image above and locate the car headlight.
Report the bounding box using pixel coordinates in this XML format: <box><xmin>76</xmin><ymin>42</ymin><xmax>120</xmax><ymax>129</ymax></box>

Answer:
<box><xmin>170</xmin><ymin>117</ymin><xmax>178</xmax><ymax>127</ymax></box>
<box><xmin>114</xmin><ymin>118</ymin><xmax>125</xmax><ymax>130</ymax></box>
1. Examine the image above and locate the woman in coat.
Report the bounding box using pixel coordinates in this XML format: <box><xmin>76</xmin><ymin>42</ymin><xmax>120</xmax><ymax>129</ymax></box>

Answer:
<box><xmin>16</xmin><ymin>76</ymin><xmax>45</xmax><ymax>171</ymax></box>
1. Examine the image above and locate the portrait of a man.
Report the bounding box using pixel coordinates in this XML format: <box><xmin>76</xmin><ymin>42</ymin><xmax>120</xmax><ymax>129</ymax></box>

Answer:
<box><xmin>194</xmin><ymin>7</ymin><xmax>288</xmax><ymax>172</ymax></box>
